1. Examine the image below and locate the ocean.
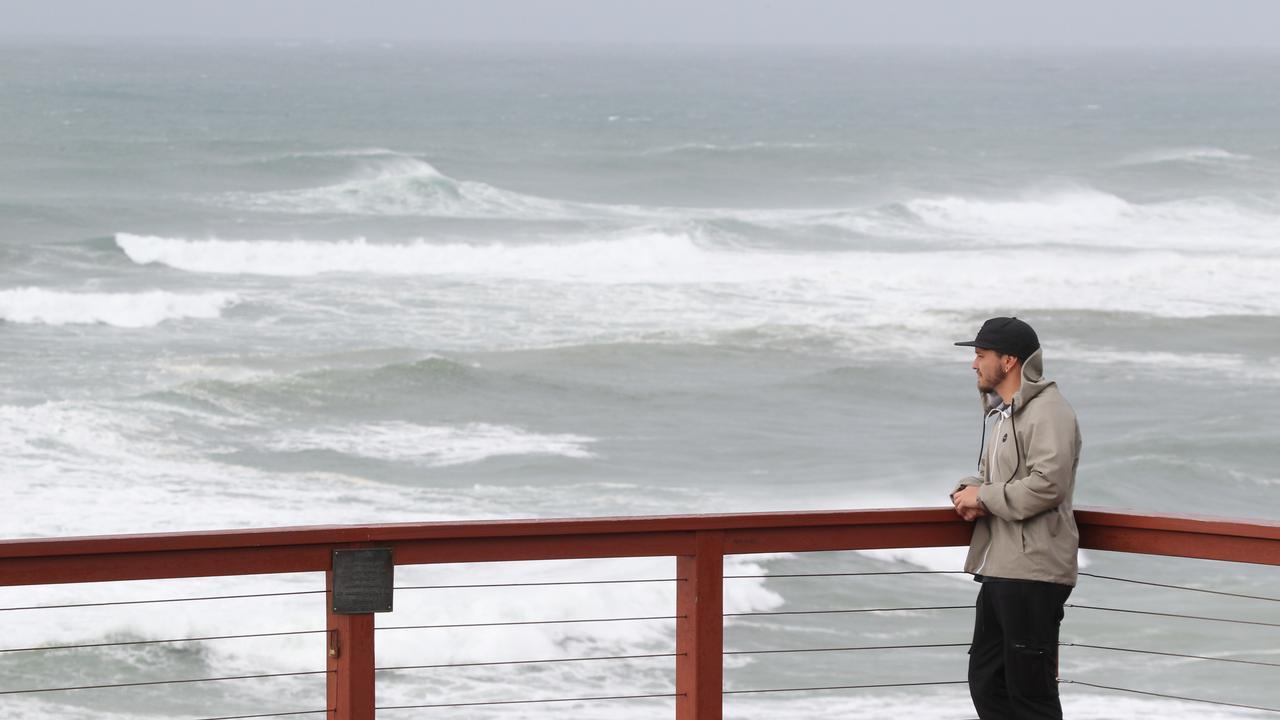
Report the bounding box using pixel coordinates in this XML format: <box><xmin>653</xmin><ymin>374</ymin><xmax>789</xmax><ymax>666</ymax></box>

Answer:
<box><xmin>0</xmin><ymin>41</ymin><xmax>1277</xmax><ymax>718</ymax></box>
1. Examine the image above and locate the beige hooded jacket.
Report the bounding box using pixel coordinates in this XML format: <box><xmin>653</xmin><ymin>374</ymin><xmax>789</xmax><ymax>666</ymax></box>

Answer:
<box><xmin>953</xmin><ymin>348</ymin><xmax>1081</xmax><ymax>586</ymax></box>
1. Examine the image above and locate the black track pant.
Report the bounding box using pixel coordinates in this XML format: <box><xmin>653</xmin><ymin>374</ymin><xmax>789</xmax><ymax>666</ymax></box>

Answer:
<box><xmin>968</xmin><ymin>579</ymin><xmax>1072</xmax><ymax>720</ymax></box>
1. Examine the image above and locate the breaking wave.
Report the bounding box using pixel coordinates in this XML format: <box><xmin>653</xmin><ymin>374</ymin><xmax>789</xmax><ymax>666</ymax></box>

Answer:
<box><xmin>114</xmin><ymin>227</ymin><xmax>1280</xmax><ymax>319</ymax></box>
<box><xmin>203</xmin><ymin>153</ymin><xmax>1280</xmax><ymax>255</ymax></box>
<box><xmin>115</xmin><ymin>229</ymin><xmax>737</xmax><ymax>281</ymax></box>
<box><xmin>0</xmin><ymin>287</ymin><xmax>237</xmax><ymax>328</ymax></box>
<box><xmin>271</xmin><ymin>422</ymin><xmax>597</xmax><ymax>467</ymax></box>
<box><xmin>864</xmin><ymin>189</ymin><xmax>1280</xmax><ymax>251</ymax></box>
<box><xmin>212</xmin><ymin>156</ymin><xmax>642</xmax><ymax>220</ymax></box>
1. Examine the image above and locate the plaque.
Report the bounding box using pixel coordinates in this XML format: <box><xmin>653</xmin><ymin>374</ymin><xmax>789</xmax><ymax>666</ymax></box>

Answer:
<box><xmin>332</xmin><ymin>548</ymin><xmax>394</xmax><ymax>614</ymax></box>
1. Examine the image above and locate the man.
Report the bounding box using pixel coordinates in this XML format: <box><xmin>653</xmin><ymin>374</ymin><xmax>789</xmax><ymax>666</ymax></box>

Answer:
<box><xmin>950</xmin><ymin>317</ymin><xmax>1081</xmax><ymax>720</ymax></box>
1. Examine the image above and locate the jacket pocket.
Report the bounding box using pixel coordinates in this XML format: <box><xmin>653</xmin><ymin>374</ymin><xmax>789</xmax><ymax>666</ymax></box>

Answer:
<box><xmin>1010</xmin><ymin>641</ymin><xmax>1057</xmax><ymax>699</ymax></box>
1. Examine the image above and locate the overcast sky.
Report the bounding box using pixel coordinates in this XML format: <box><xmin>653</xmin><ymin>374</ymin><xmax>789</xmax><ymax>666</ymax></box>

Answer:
<box><xmin>6</xmin><ymin>0</ymin><xmax>1280</xmax><ymax>47</ymax></box>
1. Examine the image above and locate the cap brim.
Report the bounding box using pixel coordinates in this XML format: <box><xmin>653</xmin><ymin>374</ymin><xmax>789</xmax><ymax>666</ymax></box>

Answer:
<box><xmin>954</xmin><ymin>341</ymin><xmax>980</xmax><ymax>347</ymax></box>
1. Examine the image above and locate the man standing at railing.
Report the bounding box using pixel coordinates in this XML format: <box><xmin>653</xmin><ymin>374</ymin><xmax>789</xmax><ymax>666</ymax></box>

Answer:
<box><xmin>950</xmin><ymin>317</ymin><xmax>1081</xmax><ymax>720</ymax></box>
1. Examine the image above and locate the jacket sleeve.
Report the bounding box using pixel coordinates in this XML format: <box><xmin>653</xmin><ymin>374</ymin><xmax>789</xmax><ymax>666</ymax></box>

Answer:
<box><xmin>978</xmin><ymin>402</ymin><xmax>1078</xmax><ymax>521</ymax></box>
<box><xmin>951</xmin><ymin>475</ymin><xmax>982</xmax><ymax>498</ymax></box>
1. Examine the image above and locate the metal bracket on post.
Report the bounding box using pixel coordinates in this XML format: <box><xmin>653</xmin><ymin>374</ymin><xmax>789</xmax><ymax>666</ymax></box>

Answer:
<box><xmin>676</xmin><ymin>530</ymin><xmax>724</xmax><ymax>720</ymax></box>
<box><xmin>327</xmin><ymin>547</ymin><xmax>392</xmax><ymax>720</ymax></box>
<box><xmin>327</xmin><ymin>628</ymin><xmax>341</xmax><ymax>659</ymax></box>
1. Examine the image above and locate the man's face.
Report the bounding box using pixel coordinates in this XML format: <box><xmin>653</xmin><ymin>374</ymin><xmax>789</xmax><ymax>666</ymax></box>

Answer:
<box><xmin>972</xmin><ymin>348</ymin><xmax>1008</xmax><ymax>394</ymax></box>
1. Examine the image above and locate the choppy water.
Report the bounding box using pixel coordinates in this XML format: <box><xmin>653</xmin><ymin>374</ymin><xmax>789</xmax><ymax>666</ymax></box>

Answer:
<box><xmin>1</xmin><ymin>42</ymin><xmax>1278</xmax><ymax>719</ymax></box>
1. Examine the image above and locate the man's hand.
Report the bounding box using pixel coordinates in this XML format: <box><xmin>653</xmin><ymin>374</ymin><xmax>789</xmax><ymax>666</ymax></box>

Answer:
<box><xmin>952</xmin><ymin>485</ymin><xmax>987</xmax><ymax>522</ymax></box>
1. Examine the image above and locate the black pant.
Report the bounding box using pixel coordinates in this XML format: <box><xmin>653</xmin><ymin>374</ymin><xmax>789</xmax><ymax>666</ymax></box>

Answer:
<box><xmin>968</xmin><ymin>579</ymin><xmax>1072</xmax><ymax>720</ymax></box>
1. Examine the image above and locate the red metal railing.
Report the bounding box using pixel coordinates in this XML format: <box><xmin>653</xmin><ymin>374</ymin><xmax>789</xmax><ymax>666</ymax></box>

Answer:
<box><xmin>2</xmin><ymin>506</ymin><xmax>1278</xmax><ymax>719</ymax></box>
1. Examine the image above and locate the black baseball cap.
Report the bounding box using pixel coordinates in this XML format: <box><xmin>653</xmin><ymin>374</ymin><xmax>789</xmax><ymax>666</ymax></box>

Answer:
<box><xmin>954</xmin><ymin>316</ymin><xmax>1040</xmax><ymax>361</ymax></box>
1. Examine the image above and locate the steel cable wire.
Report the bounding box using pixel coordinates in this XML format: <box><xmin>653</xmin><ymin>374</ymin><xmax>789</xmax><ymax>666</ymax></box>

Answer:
<box><xmin>377</xmin><ymin>614</ymin><xmax>681</xmax><ymax>631</ymax></box>
<box><xmin>725</xmin><ymin>642</ymin><xmax>970</xmax><ymax>656</ymax></box>
<box><xmin>190</xmin><ymin>711</ymin><xmax>332</xmax><ymax>720</ymax></box>
<box><xmin>1062</xmin><ymin>642</ymin><xmax>1280</xmax><ymax>668</ymax></box>
<box><xmin>0</xmin><ymin>669</ymin><xmax>331</xmax><ymax>696</ymax></box>
<box><xmin>725</xmin><ymin>571</ymin><xmax>969</xmax><ymax>579</ymax></box>
<box><xmin>373</xmin><ymin>642</ymin><xmax>974</xmax><ymax>673</ymax></box>
<box><xmin>8</xmin><ymin>569</ymin><xmax>1273</xmax><ymax>712</ymax></box>
<box><xmin>376</xmin><ymin>692</ymin><xmax>680</xmax><ymax>710</ymax></box>
<box><xmin>376</xmin><ymin>683</ymin><xmax>982</xmax><ymax>713</ymax></box>
<box><xmin>724</xmin><ymin>680</ymin><xmax>969</xmax><ymax>695</ymax></box>
<box><xmin>396</xmin><ymin>578</ymin><xmax>679</xmax><ymax>590</ymax></box>
<box><xmin>394</xmin><ymin>571</ymin><xmax>962</xmax><ymax>589</ymax></box>
<box><xmin>1060</xmin><ymin>679</ymin><xmax>1280</xmax><ymax>714</ymax></box>
<box><xmin>0</xmin><ymin>629</ymin><xmax>327</xmax><ymax>654</ymax></box>
<box><xmin>3</xmin><ymin>570</ymin><xmax>1265</xmax><ymax>612</ymax></box>
<box><xmin>376</xmin><ymin>652</ymin><xmax>679</xmax><ymax>672</ymax></box>
<box><xmin>1078</xmin><ymin>572</ymin><xmax>1280</xmax><ymax>602</ymax></box>
<box><xmin>726</xmin><ymin>605</ymin><xmax>971</xmax><ymax>618</ymax></box>
<box><xmin>0</xmin><ymin>578</ymin><xmax>678</xmax><ymax>612</ymax></box>
<box><xmin>375</xmin><ymin>639</ymin><xmax>980</xmax><ymax>674</ymax></box>
<box><xmin>0</xmin><ymin>590</ymin><xmax>324</xmax><ymax>612</ymax></box>
<box><xmin>1066</xmin><ymin>603</ymin><xmax>1280</xmax><ymax>628</ymax></box>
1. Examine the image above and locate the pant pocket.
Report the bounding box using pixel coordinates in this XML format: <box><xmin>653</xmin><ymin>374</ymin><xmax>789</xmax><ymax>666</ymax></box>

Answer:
<box><xmin>1010</xmin><ymin>641</ymin><xmax>1056</xmax><ymax>699</ymax></box>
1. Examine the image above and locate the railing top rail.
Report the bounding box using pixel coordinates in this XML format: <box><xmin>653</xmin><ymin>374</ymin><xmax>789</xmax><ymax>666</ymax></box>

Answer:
<box><xmin>1074</xmin><ymin>508</ymin><xmax>1280</xmax><ymax>538</ymax></box>
<box><xmin>1</xmin><ymin>506</ymin><xmax>1276</xmax><ymax>561</ymax></box>
<box><xmin>0</xmin><ymin>507</ymin><xmax>957</xmax><ymax>559</ymax></box>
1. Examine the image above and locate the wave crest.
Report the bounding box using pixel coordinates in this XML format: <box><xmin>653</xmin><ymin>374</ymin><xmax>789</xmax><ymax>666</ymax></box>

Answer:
<box><xmin>214</xmin><ymin>156</ymin><xmax>615</xmax><ymax>219</ymax></box>
<box><xmin>0</xmin><ymin>288</ymin><xmax>237</xmax><ymax>328</ymax></box>
<box><xmin>889</xmin><ymin>189</ymin><xmax>1280</xmax><ymax>250</ymax></box>
<box><xmin>1119</xmin><ymin>146</ymin><xmax>1252</xmax><ymax>166</ymax></box>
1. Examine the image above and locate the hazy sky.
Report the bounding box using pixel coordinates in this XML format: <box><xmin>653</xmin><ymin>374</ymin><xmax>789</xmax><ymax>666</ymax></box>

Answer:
<box><xmin>6</xmin><ymin>0</ymin><xmax>1280</xmax><ymax>47</ymax></box>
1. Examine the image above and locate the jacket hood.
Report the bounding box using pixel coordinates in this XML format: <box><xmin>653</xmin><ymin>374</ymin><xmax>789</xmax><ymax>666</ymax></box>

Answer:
<box><xmin>981</xmin><ymin>347</ymin><xmax>1052</xmax><ymax>413</ymax></box>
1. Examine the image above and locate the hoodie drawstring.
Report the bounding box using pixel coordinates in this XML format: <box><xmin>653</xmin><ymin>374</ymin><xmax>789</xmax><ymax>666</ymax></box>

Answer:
<box><xmin>978</xmin><ymin>398</ymin><xmax>1022</xmax><ymax>483</ymax></box>
<box><xmin>978</xmin><ymin>406</ymin><xmax>1000</xmax><ymax>473</ymax></box>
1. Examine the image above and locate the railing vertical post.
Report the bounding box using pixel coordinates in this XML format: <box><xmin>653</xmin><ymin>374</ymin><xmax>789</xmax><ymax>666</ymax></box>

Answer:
<box><xmin>676</xmin><ymin>530</ymin><xmax>723</xmax><ymax>720</ymax></box>
<box><xmin>327</xmin><ymin>567</ymin><xmax>376</xmax><ymax>720</ymax></box>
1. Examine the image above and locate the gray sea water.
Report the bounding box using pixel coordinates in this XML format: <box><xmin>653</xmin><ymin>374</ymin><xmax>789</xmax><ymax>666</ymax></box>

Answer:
<box><xmin>1</xmin><ymin>42</ymin><xmax>1278</xmax><ymax>719</ymax></box>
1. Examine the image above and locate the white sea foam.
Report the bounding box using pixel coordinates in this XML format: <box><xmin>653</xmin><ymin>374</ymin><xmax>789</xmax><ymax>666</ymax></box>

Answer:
<box><xmin>271</xmin><ymin>422</ymin><xmax>597</xmax><ymax>466</ymax></box>
<box><xmin>116</xmin><ymin>230</ymin><xmax>715</xmax><ymax>279</ymax></box>
<box><xmin>906</xmin><ymin>189</ymin><xmax>1129</xmax><ymax>236</ymax></box>
<box><xmin>116</xmin><ymin>228</ymin><xmax>1280</xmax><ymax>329</ymax></box>
<box><xmin>1119</xmin><ymin>146</ymin><xmax>1252</xmax><ymax>165</ymax></box>
<box><xmin>0</xmin><ymin>402</ymin><xmax>627</xmax><ymax>540</ymax></box>
<box><xmin>0</xmin><ymin>287</ymin><xmax>236</xmax><ymax>328</ymax></box>
<box><xmin>1059</xmin><ymin>346</ymin><xmax>1280</xmax><ymax>378</ymax></box>
<box><xmin>896</xmin><ymin>189</ymin><xmax>1280</xmax><ymax>251</ymax></box>
<box><xmin>270</xmin><ymin>146</ymin><xmax>403</xmax><ymax>160</ymax></box>
<box><xmin>0</xmin><ymin>401</ymin><xmax>486</xmax><ymax>537</ymax></box>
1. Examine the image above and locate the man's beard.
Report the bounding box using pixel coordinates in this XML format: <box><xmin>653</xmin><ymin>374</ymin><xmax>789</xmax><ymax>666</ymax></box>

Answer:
<box><xmin>977</xmin><ymin>366</ymin><xmax>1006</xmax><ymax>394</ymax></box>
